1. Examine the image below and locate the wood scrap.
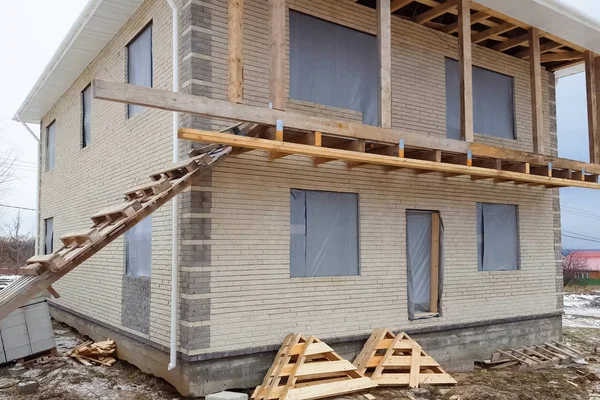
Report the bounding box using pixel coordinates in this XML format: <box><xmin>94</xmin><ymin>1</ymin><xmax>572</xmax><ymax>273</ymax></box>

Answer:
<box><xmin>68</xmin><ymin>339</ymin><xmax>117</xmax><ymax>367</ymax></box>
<box><xmin>478</xmin><ymin>341</ymin><xmax>586</xmax><ymax>371</ymax></box>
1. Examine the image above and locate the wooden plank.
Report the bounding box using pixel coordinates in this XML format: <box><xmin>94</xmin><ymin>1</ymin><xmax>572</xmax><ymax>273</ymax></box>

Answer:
<box><xmin>471</xmin><ymin>22</ymin><xmax>516</xmax><ymax>44</ymax></box>
<box><xmin>391</xmin><ymin>0</ymin><xmax>413</xmax><ymax>12</ymax></box>
<box><xmin>415</xmin><ymin>0</ymin><xmax>457</xmax><ymax>24</ymax></box>
<box><xmin>178</xmin><ymin>129</ymin><xmax>600</xmax><ymax>190</ymax></box>
<box><xmin>383</xmin><ymin>355</ymin><xmax>439</xmax><ymax>368</ymax></box>
<box><xmin>516</xmin><ymin>41</ymin><xmax>564</xmax><ymax>59</ymax></box>
<box><xmin>441</xmin><ymin>11</ymin><xmax>489</xmax><ymax>34</ymax></box>
<box><xmin>377</xmin><ymin>373</ymin><xmax>456</xmax><ymax>386</ymax></box>
<box><xmin>314</xmin><ymin>140</ymin><xmax>366</xmax><ymax>166</ymax></box>
<box><xmin>409</xmin><ymin>343</ymin><xmax>421</xmax><ymax>388</ymax></box>
<box><xmin>373</xmin><ymin>333</ymin><xmax>402</xmax><ymax>379</ymax></box>
<box><xmin>493</xmin><ymin>32</ymin><xmax>531</xmax><ymax>52</ymax></box>
<box><xmin>46</xmin><ymin>285</ymin><xmax>60</xmax><ymax>299</ymax></box>
<box><xmin>296</xmin><ymin>360</ymin><xmax>356</xmax><ymax>377</ymax></box>
<box><xmin>469</xmin><ymin>142</ymin><xmax>600</xmax><ymax>175</ymax></box>
<box><xmin>378</xmin><ymin>0</ymin><xmax>392</xmax><ymax>128</ymax></box>
<box><xmin>540</xmin><ymin>51</ymin><xmax>583</xmax><ymax>63</ymax></box>
<box><xmin>458</xmin><ymin>0</ymin><xmax>474</xmax><ymax>143</ymax></box>
<box><xmin>530</xmin><ymin>27</ymin><xmax>544</xmax><ymax>155</ymax></box>
<box><xmin>228</xmin><ymin>0</ymin><xmax>243</xmax><ymax>103</ymax></box>
<box><xmin>430</xmin><ymin>212</ymin><xmax>440</xmax><ymax>314</ymax></box>
<box><xmin>93</xmin><ymin>80</ymin><xmax>469</xmax><ymax>154</ymax></box>
<box><xmin>270</xmin><ymin>0</ymin><xmax>285</xmax><ymax>110</ymax></box>
<box><xmin>587</xmin><ymin>52</ymin><xmax>600</xmax><ymax>164</ymax></box>
<box><xmin>285</xmin><ymin>377</ymin><xmax>376</xmax><ymax>400</ymax></box>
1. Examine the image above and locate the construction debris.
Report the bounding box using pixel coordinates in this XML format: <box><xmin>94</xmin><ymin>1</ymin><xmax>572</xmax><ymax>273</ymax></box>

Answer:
<box><xmin>252</xmin><ymin>334</ymin><xmax>376</xmax><ymax>400</ymax></box>
<box><xmin>477</xmin><ymin>340</ymin><xmax>586</xmax><ymax>370</ymax></box>
<box><xmin>353</xmin><ymin>329</ymin><xmax>456</xmax><ymax>388</ymax></box>
<box><xmin>68</xmin><ymin>339</ymin><xmax>117</xmax><ymax>367</ymax></box>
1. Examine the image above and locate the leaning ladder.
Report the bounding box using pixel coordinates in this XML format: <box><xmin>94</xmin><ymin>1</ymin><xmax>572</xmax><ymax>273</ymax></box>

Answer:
<box><xmin>0</xmin><ymin>144</ymin><xmax>232</xmax><ymax>321</ymax></box>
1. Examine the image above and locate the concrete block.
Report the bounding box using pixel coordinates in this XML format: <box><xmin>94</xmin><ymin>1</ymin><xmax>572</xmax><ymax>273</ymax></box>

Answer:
<box><xmin>206</xmin><ymin>391</ymin><xmax>249</xmax><ymax>400</ymax></box>
<box><xmin>17</xmin><ymin>380</ymin><xmax>39</xmax><ymax>394</ymax></box>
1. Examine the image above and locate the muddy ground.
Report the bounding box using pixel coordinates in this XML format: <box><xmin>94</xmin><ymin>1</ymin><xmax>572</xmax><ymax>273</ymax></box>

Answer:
<box><xmin>2</xmin><ymin>290</ymin><xmax>600</xmax><ymax>399</ymax></box>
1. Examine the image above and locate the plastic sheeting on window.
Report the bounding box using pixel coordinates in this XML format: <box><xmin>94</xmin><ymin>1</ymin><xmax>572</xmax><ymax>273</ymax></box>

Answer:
<box><xmin>127</xmin><ymin>24</ymin><xmax>153</xmax><ymax>118</ymax></box>
<box><xmin>290</xmin><ymin>189</ymin><xmax>359</xmax><ymax>277</ymax></box>
<box><xmin>445</xmin><ymin>58</ymin><xmax>515</xmax><ymax>140</ymax></box>
<box><xmin>125</xmin><ymin>215</ymin><xmax>152</xmax><ymax>277</ymax></box>
<box><xmin>44</xmin><ymin>218</ymin><xmax>53</xmax><ymax>255</ymax></box>
<box><xmin>477</xmin><ymin>203</ymin><xmax>519</xmax><ymax>271</ymax></box>
<box><xmin>82</xmin><ymin>85</ymin><xmax>91</xmax><ymax>147</ymax></box>
<box><xmin>289</xmin><ymin>11</ymin><xmax>378</xmax><ymax>126</ymax></box>
<box><xmin>406</xmin><ymin>211</ymin><xmax>444</xmax><ymax>320</ymax></box>
<box><xmin>46</xmin><ymin>122</ymin><xmax>55</xmax><ymax>170</ymax></box>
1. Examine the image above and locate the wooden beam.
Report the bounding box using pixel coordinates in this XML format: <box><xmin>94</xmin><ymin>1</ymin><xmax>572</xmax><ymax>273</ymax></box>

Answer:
<box><xmin>440</xmin><ymin>11</ymin><xmax>489</xmax><ymax>34</ymax></box>
<box><xmin>430</xmin><ymin>212</ymin><xmax>440</xmax><ymax>314</ymax></box>
<box><xmin>471</xmin><ymin>22</ymin><xmax>516</xmax><ymax>44</ymax></box>
<box><xmin>493</xmin><ymin>32</ymin><xmax>530</xmax><ymax>52</ymax></box>
<box><xmin>314</xmin><ymin>140</ymin><xmax>365</xmax><ymax>166</ymax></box>
<box><xmin>458</xmin><ymin>0</ymin><xmax>474</xmax><ymax>143</ymax></box>
<box><xmin>178</xmin><ymin>128</ymin><xmax>600</xmax><ymax>190</ymax></box>
<box><xmin>540</xmin><ymin>51</ymin><xmax>583</xmax><ymax>63</ymax></box>
<box><xmin>415</xmin><ymin>0</ymin><xmax>457</xmax><ymax>24</ymax></box>
<box><xmin>92</xmin><ymin>80</ymin><xmax>469</xmax><ymax>153</ymax></box>
<box><xmin>470</xmin><ymin>142</ymin><xmax>600</xmax><ymax>174</ymax></box>
<box><xmin>228</xmin><ymin>0</ymin><xmax>244</xmax><ymax>103</ymax></box>
<box><xmin>529</xmin><ymin>28</ymin><xmax>544</xmax><ymax>154</ymax></box>
<box><xmin>516</xmin><ymin>41</ymin><xmax>563</xmax><ymax>59</ymax></box>
<box><xmin>586</xmin><ymin>51</ymin><xmax>600</xmax><ymax>164</ymax></box>
<box><xmin>378</xmin><ymin>0</ymin><xmax>392</xmax><ymax>128</ymax></box>
<box><xmin>391</xmin><ymin>0</ymin><xmax>413</xmax><ymax>12</ymax></box>
<box><xmin>270</xmin><ymin>0</ymin><xmax>285</xmax><ymax>110</ymax></box>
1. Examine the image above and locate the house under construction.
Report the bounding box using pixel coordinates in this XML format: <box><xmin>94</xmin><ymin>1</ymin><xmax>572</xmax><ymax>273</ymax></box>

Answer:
<box><xmin>8</xmin><ymin>0</ymin><xmax>600</xmax><ymax>396</ymax></box>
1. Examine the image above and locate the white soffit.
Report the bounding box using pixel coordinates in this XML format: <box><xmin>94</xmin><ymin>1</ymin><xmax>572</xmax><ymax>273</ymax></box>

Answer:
<box><xmin>476</xmin><ymin>0</ymin><xmax>600</xmax><ymax>52</ymax></box>
<box><xmin>14</xmin><ymin>0</ymin><xmax>143</xmax><ymax>124</ymax></box>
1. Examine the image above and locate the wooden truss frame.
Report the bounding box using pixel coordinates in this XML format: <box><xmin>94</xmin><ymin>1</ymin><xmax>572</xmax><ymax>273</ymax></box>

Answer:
<box><xmin>354</xmin><ymin>329</ymin><xmax>456</xmax><ymax>387</ymax></box>
<box><xmin>92</xmin><ymin>80</ymin><xmax>600</xmax><ymax>191</ymax></box>
<box><xmin>252</xmin><ymin>334</ymin><xmax>376</xmax><ymax>400</ymax></box>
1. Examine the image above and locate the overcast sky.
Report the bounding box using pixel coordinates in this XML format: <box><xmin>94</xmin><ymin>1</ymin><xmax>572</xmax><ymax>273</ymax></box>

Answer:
<box><xmin>1</xmin><ymin>0</ymin><xmax>600</xmax><ymax>249</ymax></box>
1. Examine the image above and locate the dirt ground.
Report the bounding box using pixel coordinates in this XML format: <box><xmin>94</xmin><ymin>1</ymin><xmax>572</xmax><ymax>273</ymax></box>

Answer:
<box><xmin>2</xmin><ymin>292</ymin><xmax>600</xmax><ymax>399</ymax></box>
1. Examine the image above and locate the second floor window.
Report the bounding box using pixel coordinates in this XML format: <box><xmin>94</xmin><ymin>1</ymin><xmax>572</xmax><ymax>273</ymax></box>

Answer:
<box><xmin>82</xmin><ymin>84</ymin><xmax>91</xmax><ymax>147</ymax></box>
<box><xmin>127</xmin><ymin>23</ymin><xmax>153</xmax><ymax>118</ymax></box>
<box><xmin>46</xmin><ymin>121</ymin><xmax>56</xmax><ymax>170</ymax></box>
<box><xmin>446</xmin><ymin>58</ymin><xmax>515</xmax><ymax>141</ymax></box>
<box><xmin>289</xmin><ymin>11</ymin><xmax>378</xmax><ymax>126</ymax></box>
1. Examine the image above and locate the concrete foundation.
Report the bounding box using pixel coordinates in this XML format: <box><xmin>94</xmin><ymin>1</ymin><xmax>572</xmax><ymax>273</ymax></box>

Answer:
<box><xmin>50</xmin><ymin>303</ymin><xmax>562</xmax><ymax>397</ymax></box>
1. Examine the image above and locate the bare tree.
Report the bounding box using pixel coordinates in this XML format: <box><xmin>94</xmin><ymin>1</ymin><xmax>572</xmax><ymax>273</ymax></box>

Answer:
<box><xmin>563</xmin><ymin>251</ymin><xmax>589</xmax><ymax>272</ymax></box>
<box><xmin>0</xmin><ymin>147</ymin><xmax>16</xmax><ymax>202</ymax></box>
<box><xmin>0</xmin><ymin>211</ymin><xmax>34</xmax><ymax>270</ymax></box>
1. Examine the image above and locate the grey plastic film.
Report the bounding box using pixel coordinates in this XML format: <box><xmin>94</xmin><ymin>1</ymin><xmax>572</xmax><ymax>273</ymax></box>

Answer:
<box><xmin>44</xmin><ymin>218</ymin><xmax>53</xmax><ymax>255</ymax></box>
<box><xmin>290</xmin><ymin>189</ymin><xmax>359</xmax><ymax>277</ymax></box>
<box><xmin>289</xmin><ymin>11</ymin><xmax>378</xmax><ymax>126</ymax></box>
<box><xmin>477</xmin><ymin>203</ymin><xmax>519</xmax><ymax>271</ymax></box>
<box><xmin>46</xmin><ymin>122</ymin><xmax>55</xmax><ymax>170</ymax></box>
<box><xmin>125</xmin><ymin>215</ymin><xmax>152</xmax><ymax>277</ymax></box>
<box><xmin>127</xmin><ymin>24</ymin><xmax>153</xmax><ymax>118</ymax></box>
<box><xmin>82</xmin><ymin>85</ymin><xmax>92</xmax><ymax>147</ymax></box>
<box><xmin>445</xmin><ymin>58</ymin><xmax>515</xmax><ymax>140</ymax></box>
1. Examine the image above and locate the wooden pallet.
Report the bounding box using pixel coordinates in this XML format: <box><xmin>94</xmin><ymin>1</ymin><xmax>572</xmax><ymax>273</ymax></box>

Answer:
<box><xmin>0</xmin><ymin>143</ymin><xmax>234</xmax><ymax>321</ymax></box>
<box><xmin>353</xmin><ymin>329</ymin><xmax>456</xmax><ymax>388</ymax></box>
<box><xmin>478</xmin><ymin>341</ymin><xmax>585</xmax><ymax>370</ymax></box>
<box><xmin>252</xmin><ymin>334</ymin><xmax>377</xmax><ymax>400</ymax></box>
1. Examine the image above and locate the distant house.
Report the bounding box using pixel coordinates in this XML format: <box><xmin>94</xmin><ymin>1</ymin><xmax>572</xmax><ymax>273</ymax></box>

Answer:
<box><xmin>563</xmin><ymin>250</ymin><xmax>600</xmax><ymax>280</ymax></box>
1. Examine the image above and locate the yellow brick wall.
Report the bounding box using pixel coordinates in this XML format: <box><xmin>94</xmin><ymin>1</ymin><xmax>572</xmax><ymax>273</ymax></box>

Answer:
<box><xmin>40</xmin><ymin>0</ymin><xmax>177</xmax><ymax>346</ymax></box>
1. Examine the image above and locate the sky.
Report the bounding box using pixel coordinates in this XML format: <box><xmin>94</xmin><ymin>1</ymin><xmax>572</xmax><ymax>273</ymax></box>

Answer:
<box><xmin>0</xmin><ymin>0</ymin><xmax>600</xmax><ymax>249</ymax></box>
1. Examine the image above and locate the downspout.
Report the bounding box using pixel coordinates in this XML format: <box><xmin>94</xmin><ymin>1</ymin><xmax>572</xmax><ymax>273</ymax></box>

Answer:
<box><xmin>15</xmin><ymin>116</ymin><xmax>41</xmax><ymax>256</ymax></box>
<box><xmin>165</xmin><ymin>0</ymin><xmax>180</xmax><ymax>371</ymax></box>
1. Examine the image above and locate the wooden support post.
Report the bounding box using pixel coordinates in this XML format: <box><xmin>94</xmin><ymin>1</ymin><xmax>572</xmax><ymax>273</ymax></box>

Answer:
<box><xmin>270</xmin><ymin>0</ymin><xmax>286</xmax><ymax>110</ymax></box>
<box><xmin>458</xmin><ymin>0</ymin><xmax>474</xmax><ymax>143</ymax></box>
<box><xmin>229</xmin><ymin>0</ymin><xmax>244</xmax><ymax>103</ymax></box>
<box><xmin>430</xmin><ymin>212</ymin><xmax>440</xmax><ymax>314</ymax></box>
<box><xmin>378</xmin><ymin>0</ymin><xmax>392</xmax><ymax>128</ymax></box>
<box><xmin>586</xmin><ymin>51</ymin><xmax>600</xmax><ymax>163</ymax></box>
<box><xmin>529</xmin><ymin>28</ymin><xmax>544</xmax><ymax>154</ymax></box>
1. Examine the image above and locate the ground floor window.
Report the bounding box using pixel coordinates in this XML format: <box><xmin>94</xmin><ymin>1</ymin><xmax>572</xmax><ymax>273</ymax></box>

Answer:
<box><xmin>44</xmin><ymin>218</ymin><xmax>54</xmax><ymax>255</ymax></box>
<box><xmin>125</xmin><ymin>216</ymin><xmax>152</xmax><ymax>277</ymax></box>
<box><xmin>406</xmin><ymin>210</ymin><xmax>443</xmax><ymax>320</ymax></box>
<box><xmin>290</xmin><ymin>189</ymin><xmax>359</xmax><ymax>277</ymax></box>
<box><xmin>477</xmin><ymin>203</ymin><xmax>519</xmax><ymax>271</ymax></box>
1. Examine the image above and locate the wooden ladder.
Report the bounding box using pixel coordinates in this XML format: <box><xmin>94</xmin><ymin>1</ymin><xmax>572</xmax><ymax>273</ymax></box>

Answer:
<box><xmin>0</xmin><ymin>144</ymin><xmax>232</xmax><ymax>321</ymax></box>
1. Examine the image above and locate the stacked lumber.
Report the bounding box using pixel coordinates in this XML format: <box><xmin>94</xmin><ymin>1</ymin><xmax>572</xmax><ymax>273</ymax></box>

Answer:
<box><xmin>68</xmin><ymin>339</ymin><xmax>117</xmax><ymax>367</ymax></box>
<box><xmin>252</xmin><ymin>334</ymin><xmax>376</xmax><ymax>400</ymax></box>
<box><xmin>354</xmin><ymin>329</ymin><xmax>456</xmax><ymax>388</ymax></box>
<box><xmin>478</xmin><ymin>340</ymin><xmax>585</xmax><ymax>370</ymax></box>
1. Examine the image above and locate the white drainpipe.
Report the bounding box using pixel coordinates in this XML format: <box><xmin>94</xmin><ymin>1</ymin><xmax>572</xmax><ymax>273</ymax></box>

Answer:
<box><xmin>166</xmin><ymin>0</ymin><xmax>180</xmax><ymax>371</ymax></box>
<box><xmin>15</xmin><ymin>116</ymin><xmax>41</xmax><ymax>255</ymax></box>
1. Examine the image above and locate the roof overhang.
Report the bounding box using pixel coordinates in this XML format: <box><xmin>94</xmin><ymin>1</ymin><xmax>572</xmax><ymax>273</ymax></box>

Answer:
<box><xmin>13</xmin><ymin>0</ymin><xmax>600</xmax><ymax>124</ymax></box>
<box><xmin>13</xmin><ymin>0</ymin><xmax>143</xmax><ymax>124</ymax></box>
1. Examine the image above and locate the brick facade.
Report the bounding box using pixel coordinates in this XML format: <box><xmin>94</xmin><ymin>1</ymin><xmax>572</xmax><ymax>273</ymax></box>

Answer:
<box><xmin>40</xmin><ymin>0</ymin><xmax>561</xmax><ymax>360</ymax></box>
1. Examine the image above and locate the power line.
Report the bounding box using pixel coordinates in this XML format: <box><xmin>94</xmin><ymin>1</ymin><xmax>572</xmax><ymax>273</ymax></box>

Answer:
<box><xmin>563</xmin><ymin>230</ymin><xmax>600</xmax><ymax>242</ymax></box>
<box><xmin>563</xmin><ymin>234</ymin><xmax>600</xmax><ymax>244</ymax></box>
<box><xmin>0</xmin><ymin>204</ymin><xmax>35</xmax><ymax>212</ymax></box>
